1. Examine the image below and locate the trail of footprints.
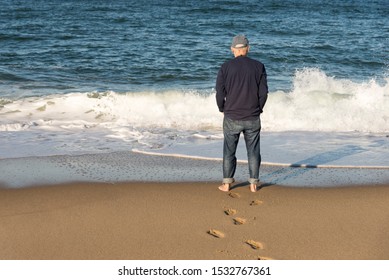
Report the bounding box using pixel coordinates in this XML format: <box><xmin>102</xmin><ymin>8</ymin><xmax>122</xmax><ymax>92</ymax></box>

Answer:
<box><xmin>207</xmin><ymin>190</ymin><xmax>273</xmax><ymax>260</ymax></box>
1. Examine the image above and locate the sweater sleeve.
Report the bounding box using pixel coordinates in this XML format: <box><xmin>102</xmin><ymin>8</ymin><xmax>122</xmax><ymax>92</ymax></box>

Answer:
<box><xmin>258</xmin><ymin>65</ymin><xmax>268</xmax><ymax>112</ymax></box>
<box><xmin>215</xmin><ymin>67</ymin><xmax>226</xmax><ymax>112</ymax></box>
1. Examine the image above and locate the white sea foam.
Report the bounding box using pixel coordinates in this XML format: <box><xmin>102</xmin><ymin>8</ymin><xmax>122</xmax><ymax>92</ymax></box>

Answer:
<box><xmin>0</xmin><ymin>90</ymin><xmax>221</xmax><ymax>133</ymax></box>
<box><xmin>263</xmin><ymin>68</ymin><xmax>389</xmax><ymax>133</ymax></box>
<box><xmin>1</xmin><ymin>69</ymin><xmax>388</xmax><ymax>134</ymax></box>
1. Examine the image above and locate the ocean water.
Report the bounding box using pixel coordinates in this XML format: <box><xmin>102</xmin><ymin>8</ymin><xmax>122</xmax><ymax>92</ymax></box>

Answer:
<box><xmin>1</xmin><ymin>0</ymin><xmax>388</xmax><ymax>169</ymax></box>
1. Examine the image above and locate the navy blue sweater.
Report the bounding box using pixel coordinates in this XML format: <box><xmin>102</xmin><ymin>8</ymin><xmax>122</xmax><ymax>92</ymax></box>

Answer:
<box><xmin>216</xmin><ymin>55</ymin><xmax>268</xmax><ymax>121</ymax></box>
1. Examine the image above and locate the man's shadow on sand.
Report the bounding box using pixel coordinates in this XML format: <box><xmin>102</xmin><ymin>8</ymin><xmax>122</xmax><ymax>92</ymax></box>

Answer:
<box><xmin>230</xmin><ymin>144</ymin><xmax>367</xmax><ymax>189</ymax></box>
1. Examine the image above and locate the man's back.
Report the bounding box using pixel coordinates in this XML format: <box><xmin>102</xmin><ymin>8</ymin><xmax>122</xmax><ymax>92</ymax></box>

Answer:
<box><xmin>216</xmin><ymin>56</ymin><xmax>268</xmax><ymax>121</ymax></box>
<box><xmin>216</xmin><ymin>34</ymin><xmax>268</xmax><ymax>193</ymax></box>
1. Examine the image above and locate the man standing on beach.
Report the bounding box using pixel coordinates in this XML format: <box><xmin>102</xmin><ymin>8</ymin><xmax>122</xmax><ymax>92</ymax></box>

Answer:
<box><xmin>216</xmin><ymin>35</ymin><xmax>268</xmax><ymax>192</ymax></box>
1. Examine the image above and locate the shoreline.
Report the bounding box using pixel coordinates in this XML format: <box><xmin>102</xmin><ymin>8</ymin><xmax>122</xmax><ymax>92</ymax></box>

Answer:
<box><xmin>1</xmin><ymin>181</ymin><xmax>388</xmax><ymax>260</ymax></box>
<box><xmin>1</xmin><ymin>151</ymin><xmax>388</xmax><ymax>188</ymax></box>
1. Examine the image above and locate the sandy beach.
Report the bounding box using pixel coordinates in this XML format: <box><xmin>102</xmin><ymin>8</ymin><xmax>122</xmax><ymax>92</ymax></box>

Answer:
<box><xmin>1</xmin><ymin>181</ymin><xmax>388</xmax><ymax>260</ymax></box>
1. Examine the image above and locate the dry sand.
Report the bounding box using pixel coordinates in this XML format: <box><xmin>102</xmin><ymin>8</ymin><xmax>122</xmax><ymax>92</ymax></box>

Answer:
<box><xmin>1</xmin><ymin>181</ymin><xmax>388</xmax><ymax>260</ymax></box>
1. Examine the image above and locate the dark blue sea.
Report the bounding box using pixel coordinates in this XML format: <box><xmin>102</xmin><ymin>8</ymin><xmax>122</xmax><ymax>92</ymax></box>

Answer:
<box><xmin>1</xmin><ymin>0</ymin><xmax>388</xmax><ymax>94</ymax></box>
<box><xmin>1</xmin><ymin>0</ymin><xmax>388</xmax><ymax>169</ymax></box>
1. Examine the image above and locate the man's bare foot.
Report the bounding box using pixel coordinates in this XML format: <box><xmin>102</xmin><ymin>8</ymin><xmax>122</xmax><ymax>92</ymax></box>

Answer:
<box><xmin>250</xmin><ymin>184</ymin><xmax>257</xmax><ymax>192</ymax></box>
<box><xmin>218</xmin><ymin>183</ymin><xmax>230</xmax><ymax>192</ymax></box>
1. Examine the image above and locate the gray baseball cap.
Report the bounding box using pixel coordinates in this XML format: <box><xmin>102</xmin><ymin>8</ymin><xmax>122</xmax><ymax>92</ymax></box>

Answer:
<box><xmin>231</xmin><ymin>35</ymin><xmax>249</xmax><ymax>48</ymax></box>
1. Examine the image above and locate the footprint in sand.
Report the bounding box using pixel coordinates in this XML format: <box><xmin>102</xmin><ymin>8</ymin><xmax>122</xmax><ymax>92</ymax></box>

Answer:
<box><xmin>250</xmin><ymin>199</ymin><xmax>263</xmax><ymax>206</ymax></box>
<box><xmin>224</xmin><ymin>208</ymin><xmax>237</xmax><ymax>216</ymax></box>
<box><xmin>208</xmin><ymin>229</ymin><xmax>225</xmax><ymax>238</ymax></box>
<box><xmin>246</xmin><ymin>240</ymin><xmax>264</xmax><ymax>250</ymax></box>
<box><xmin>233</xmin><ymin>217</ymin><xmax>246</xmax><ymax>225</ymax></box>
<box><xmin>258</xmin><ymin>256</ymin><xmax>274</xmax><ymax>260</ymax></box>
<box><xmin>228</xmin><ymin>192</ymin><xmax>240</xmax><ymax>198</ymax></box>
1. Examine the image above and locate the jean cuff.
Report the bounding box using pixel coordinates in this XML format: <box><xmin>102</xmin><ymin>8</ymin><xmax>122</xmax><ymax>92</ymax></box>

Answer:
<box><xmin>248</xmin><ymin>178</ymin><xmax>259</xmax><ymax>185</ymax></box>
<box><xmin>222</xmin><ymin>178</ymin><xmax>235</xmax><ymax>184</ymax></box>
